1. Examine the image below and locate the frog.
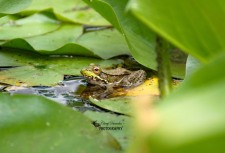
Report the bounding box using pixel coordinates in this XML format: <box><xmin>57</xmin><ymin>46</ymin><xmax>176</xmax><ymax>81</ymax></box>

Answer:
<box><xmin>80</xmin><ymin>64</ymin><xmax>146</xmax><ymax>97</ymax></box>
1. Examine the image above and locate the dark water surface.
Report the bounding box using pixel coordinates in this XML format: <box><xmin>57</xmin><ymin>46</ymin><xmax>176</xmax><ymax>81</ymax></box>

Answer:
<box><xmin>0</xmin><ymin>76</ymin><xmax>104</xmax><ymax>112</ymax></box>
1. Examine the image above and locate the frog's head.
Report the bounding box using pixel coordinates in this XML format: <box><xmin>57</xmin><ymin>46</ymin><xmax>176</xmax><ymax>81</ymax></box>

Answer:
<box><xmin>80</xmin><ymin>64</ymin><xmax>102</xmax><ymax>76</ymax></box>
<box><xmin>80</xmin><ymin>64</ymin><xmax>108</xmax><ymax>84</ymax></box>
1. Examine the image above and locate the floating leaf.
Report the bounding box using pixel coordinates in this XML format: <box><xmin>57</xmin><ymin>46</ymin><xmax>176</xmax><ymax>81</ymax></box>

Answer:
<box><xmin>90</xmin><ymin>97</ymin><xmax>133</xmax><ymax>115</ymax></box>
<box><xmin>0</xmin><ymin>13</ymin><xmax>60</xmax><ymax>40</ymax></box>
<box><xmin>126</xmin><ymin>77</ymin><xmax>159</xmax><ymax>97</ymax></box>
<box><xmin>0</xmin><ymin>49</ymin><xmax>122</xmax><ymax>86</ymax></box>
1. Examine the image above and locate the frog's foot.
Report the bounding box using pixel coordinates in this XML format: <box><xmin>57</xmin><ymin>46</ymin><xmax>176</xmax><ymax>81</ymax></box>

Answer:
<box><xmin>98</xmin><ymin>91</ymin><xmax>111</xmax><ymax>99</ymax></box>
<box><xmin>98</xmin><ymin>83</ymin><xmax>115</xmax><ymax>99</ymax></box>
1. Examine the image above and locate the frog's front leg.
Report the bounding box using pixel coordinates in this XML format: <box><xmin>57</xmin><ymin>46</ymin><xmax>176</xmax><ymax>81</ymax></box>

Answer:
<box><xmin>98</xmin><ymin>83</ymin><xmax>115</xmax><ymax>99</ymax></box>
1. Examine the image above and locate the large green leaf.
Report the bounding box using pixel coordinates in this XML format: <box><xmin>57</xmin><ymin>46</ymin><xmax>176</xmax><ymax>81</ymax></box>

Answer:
<box><xmin>0</xmin><ymin>15</ymin><xmax>129</xmax><ymax>59</ymax></box>
<box><xmin>76</xmin><ymin>28</ymin><xmax>130</xmax><ymax>59</ymax></box>
<box><xmin>128</xmin><ymin>0</ymin><xmax>225</xmax><ymax>62</ymax></box>
<box><xmin>0</xmin><ymin>0</ymin><xmax>31</xmax><ymax>15</ymax></box>
<box><xmin>83</xmin><ymin>0</ymin><xmax>156</xmax><ymax>68</ymax></box>
<box><xmin>0</xmin><ymin>49</ymin><xmax>122</xmax><ymax>86</ymax></box>
<box><xmin>0</xmin><ymin>93</ymin><xmax>121</xmax><ymax>153</ymax></box>
<box><xmin>84</xmin><ymin>111</ymin><xmax>132</xmax><ymax>150</ymax></box>
<box><xmin>83</xmin><ymin>0</ymin><xmax>185</xmax><ymax>78</ymax></box>
<box><xmin>0</xmin><ymin>13</ymin><xmax>60</xmax><ymax>40</ymax></box>
<box><xmin>22</xmin><ymin>0</ymin><xmax>109</xmax><ymax>25</ymax></box>
<box><xmin>131</xmin><ymin>53</ymin><xmax>225</xmax><ymax>152</ymax></box>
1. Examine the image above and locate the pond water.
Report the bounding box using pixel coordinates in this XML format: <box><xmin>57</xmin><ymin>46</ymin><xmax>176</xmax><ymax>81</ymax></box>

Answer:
<box><xmin>0</xmin><ymin>75</ymin><xmax>106</xmax><ymax>112</ymax></box>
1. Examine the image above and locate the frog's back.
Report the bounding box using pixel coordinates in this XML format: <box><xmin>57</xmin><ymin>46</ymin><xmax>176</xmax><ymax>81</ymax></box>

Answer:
<box><xmin>102</xmin><ymin>67</ymin><xmax>131</xmax><ymax>76</ymax></box>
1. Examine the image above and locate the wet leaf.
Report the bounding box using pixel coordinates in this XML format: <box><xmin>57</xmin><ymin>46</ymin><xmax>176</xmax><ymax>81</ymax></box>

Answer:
<box><xmin>0</xmin><ymin>49</ymin><xmax>122</xmax><ymax>86</ymax></box>
<box><xmin>0</xmin><ymin>93</ymin><xmax>121</xmax><ymax>153</ymax></box>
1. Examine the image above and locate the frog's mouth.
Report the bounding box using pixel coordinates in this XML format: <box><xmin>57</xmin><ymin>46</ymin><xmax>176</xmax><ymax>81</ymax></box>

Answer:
<box><xmin>81</xmin><ymin>70</ymin><xmax>109</xmax><ymax>85</ymax></box>
<box><xmin>80</xmin><ymin>69</ymin><xmax>86</xmax><ymax>76</ymax></box>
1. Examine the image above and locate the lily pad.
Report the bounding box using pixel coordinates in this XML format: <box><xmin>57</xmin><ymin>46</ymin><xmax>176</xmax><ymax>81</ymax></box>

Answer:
<box><xmin>90</xmin><ymin>97</ymin><xmax>134</xmax><ymax>115</ymax></box>
<box><xmin>125</xmin><ymin>77</ymin><xmax>159</xmax><ymax>97</ymax></box>
<box><xmin>0</xmin><ymin>49</ymin><xmax>122</xmax><ymax>86</ymax></box>
<box><xmin>0</xmin><ymin>0</ymin><xmax>31</xmax><ymax>15</ymax></box>
<box><xmin>1</xmin><ymin>24</ymin><xmax>130</xmax><ymax>59</ymax></box>
<box><xmin>22</xmin><ymin>0</ymin><xmax>110</xmax><ymax>26</ymax></box>
<box><xmin>84</xmin><ymin>111</ymin><xmax>132</xmax><ymax>150</ymax></box>
<box><xmin>0</xmin><ymin>93</ymin><xmax>121</xmax><ymax>153</ymax></box>
<box><xmin>0</xmin><ymin>13</ymin><xmax>60</xmax><ymax>40</ymax></box>
<box><xmin>76</xmin><ymin>28</ymin><xmax>130</xmax><ymax>59</ymax></box>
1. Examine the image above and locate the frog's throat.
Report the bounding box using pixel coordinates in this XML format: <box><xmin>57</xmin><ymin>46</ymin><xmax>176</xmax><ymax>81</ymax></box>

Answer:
<box><xmin>92</xmin><ymin>75</ymin><xmax>109</xmax><ymax>84</ymax></box>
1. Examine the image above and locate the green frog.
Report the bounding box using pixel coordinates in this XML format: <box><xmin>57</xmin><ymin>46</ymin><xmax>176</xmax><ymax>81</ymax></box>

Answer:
<box><xmin>80</xmin><ymin>64</ymin><xmax>146</xmax><ymax>93</ymax></box>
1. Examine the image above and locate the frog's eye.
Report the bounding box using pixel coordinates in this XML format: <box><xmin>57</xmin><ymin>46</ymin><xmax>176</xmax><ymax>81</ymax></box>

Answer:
<box><xmin>93</xmin><ymin>66</ymin><xmax>101</xmax><ymax>74</ymax></box>
<box><xmin>94</xmin><ymin>67</ymin><xmax>99</xmax><ymax>71</ymax></box>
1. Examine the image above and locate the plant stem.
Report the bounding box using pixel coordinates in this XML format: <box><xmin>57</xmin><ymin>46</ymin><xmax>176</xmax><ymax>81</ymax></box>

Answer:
<box><xmin>156</xmin><ymin>36</ymin><xmax>172</xmax><ymax>98</ymax></box>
